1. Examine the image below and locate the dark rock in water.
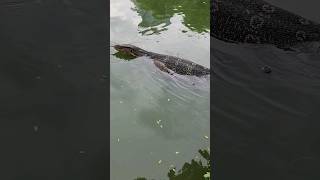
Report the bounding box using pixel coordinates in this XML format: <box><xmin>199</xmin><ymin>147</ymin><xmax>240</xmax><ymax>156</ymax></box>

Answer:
<box><xmin>262</xmin><ymin>66</ymin><xmax>272</xmax><ymax>73</ymax></box>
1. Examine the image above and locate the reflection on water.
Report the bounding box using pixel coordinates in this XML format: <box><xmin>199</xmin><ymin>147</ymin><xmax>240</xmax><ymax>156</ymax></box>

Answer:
<box><xmin>110</xmin><ymin>0</ymin><xmax>210</xmax><ymax>179</ymax></box>
<box><xmin>132</xmin><ymin>0</ymin><xmax>210</xmax><ymax>35</ymax></box>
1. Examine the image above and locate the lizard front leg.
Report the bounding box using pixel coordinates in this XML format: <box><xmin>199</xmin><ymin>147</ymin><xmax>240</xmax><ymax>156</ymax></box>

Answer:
<box><xmin>153</xmin><ymin>60</ymin><xmax>174</xmax><ymax>75</ymax></box>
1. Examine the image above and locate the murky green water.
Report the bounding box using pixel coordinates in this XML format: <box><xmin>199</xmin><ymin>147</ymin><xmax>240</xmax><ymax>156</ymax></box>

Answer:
<box><xmin>110</xmin><ymin>0</ymin><xmax>210</xmax><ymax>179</ymax></box>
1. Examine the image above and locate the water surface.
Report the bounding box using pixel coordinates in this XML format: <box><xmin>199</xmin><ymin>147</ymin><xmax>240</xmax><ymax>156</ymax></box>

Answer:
<box><xmin>212</xmin><ymin>2</ymin><xmax>320</xmax><ymax>177</ymax></box>
<box><xmin>110</xmin><ymin>0</ymin><xmax>210</xmax><ymax>179</ymax></box>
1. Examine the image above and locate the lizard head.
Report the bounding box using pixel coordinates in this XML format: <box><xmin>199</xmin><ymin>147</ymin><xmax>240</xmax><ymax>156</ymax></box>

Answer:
<box><xmin>114</xmin><ymin>44</ymin><xmax>147</xmax><ymax>57</ymax></box>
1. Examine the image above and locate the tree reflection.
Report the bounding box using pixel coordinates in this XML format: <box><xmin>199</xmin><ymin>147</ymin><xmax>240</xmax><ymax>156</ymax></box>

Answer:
<box><xmin>134</xmin><ymin>149</ymin><xmax>211</xmax><ymax>180</ymax></box>
<box><xmin>131</xmin><ymin>0</ymin><xmax>210</xmax><ymax>35</ymax></box>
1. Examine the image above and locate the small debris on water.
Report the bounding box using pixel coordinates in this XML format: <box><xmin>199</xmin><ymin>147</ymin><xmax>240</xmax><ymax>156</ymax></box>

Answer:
<box><xmin>262</xmin><ymin>66</ymin><xmax>272</xmax><ymax>73</ymax></box>
<box><xmin>33</xmin><ymin>125</ymin><xmax>39</xmax><ymax>132</ymax></box>
<box><xmin>204</xmin><ymin>135</ymin><xmax>209</xmax><ymax>139</ymax></box>
<box><xmin>117</xmin><ymin>138</ymin><xmax>120</xmax><ymax>142</ymax></box>
<box><xmin>156</xmin><ymin>120</ymin><xmax>162</xmax><ymax>124</ymax></box>
<box><xmin>119</xmin><ymin>101</ymin><xmax>123</xmax><ymax>104</ymax></box>
<box><xmin>175</xmin><ymin>151</ymin><xmax>180</xmax><ymax>154</ymax></box>
<box><xmin>160</xmin><ymin>125</ymin><xmax>163</xmax><ymax>128</ymax></box>
<box><xmin>167</xmin><ymin>98</ymin><xmax>171</xmax><ymax>102</ymax></box>
<box><xmin>79</xmin><ymin>150</ymin><xmax>86</xmax><ymax>154</ymax></box>
<box><xmin>181</xmin><ymin>30</ymin><xmax>188</xmax><ymax>33</ymax></box>
<box><xmin>158</xmin><ymin>160</ymin><xmax>162</xmax><ymax>164</ymax></box>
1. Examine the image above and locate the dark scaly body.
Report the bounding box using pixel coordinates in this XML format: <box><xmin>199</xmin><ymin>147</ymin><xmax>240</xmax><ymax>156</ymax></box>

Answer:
<box><xmin>114</xmin><ymin>44</ymin><xmax>210</xmax><ymax>77</ymax></box>
<box><xmin>146</xmin><ymin>51</ymin><xmax>210</xmax><ymax>76</ymax></box>
<box><xmin>211</xmin><ymin>0</ymin><xmax>320</xmax><ymax>49</ymax></box>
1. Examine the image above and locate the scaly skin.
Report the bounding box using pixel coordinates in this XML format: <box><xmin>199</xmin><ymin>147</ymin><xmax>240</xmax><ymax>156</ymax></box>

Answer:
<box><xmin>114</xmin><ymin>44</ymin><xmax>210</xmax><ymax>77</ymax></box>
<box><xmin>211</xmin><ymin>0</ymin><xmax>320</xmax><ymax>50</ymax></box>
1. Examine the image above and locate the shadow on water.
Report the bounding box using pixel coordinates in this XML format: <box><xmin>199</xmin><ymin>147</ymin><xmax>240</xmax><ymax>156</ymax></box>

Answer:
<box><xmin>131</xmin><ymin>0</ymin><xmax>210</xmax><ymax>35</ymax></box>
